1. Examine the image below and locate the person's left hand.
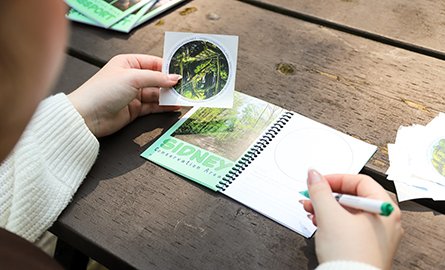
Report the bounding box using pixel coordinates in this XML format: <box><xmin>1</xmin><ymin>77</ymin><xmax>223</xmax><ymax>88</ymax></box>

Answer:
<box><xmin>68</xmin><ymin>54</ymin><xmax>182</xmax><ymax>137</ymax></box>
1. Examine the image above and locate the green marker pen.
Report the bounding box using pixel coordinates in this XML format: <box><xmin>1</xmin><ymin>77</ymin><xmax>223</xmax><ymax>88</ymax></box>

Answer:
<box><xmin>300</xmin><ymin>190</ymin><xmax>394</xmax><ymax>216</ymax></box>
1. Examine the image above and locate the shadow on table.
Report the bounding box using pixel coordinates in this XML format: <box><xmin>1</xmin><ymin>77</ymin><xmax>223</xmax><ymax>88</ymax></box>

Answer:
<box><xmin>74</xmin><ymin>110</ymin><xmax>183</xmax><ymax>201</ymax></box>
<box><xmin>399</xmin><ymin>200</ymin><xmax>445</xmax><ymax>216</ymax></box>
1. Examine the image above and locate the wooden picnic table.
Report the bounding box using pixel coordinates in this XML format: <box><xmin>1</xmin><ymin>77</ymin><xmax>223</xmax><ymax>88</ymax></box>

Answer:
<box><xmin>51</xmin><ymin>0</ymin><xmax>445</xmax><ymax>269</ymax></box>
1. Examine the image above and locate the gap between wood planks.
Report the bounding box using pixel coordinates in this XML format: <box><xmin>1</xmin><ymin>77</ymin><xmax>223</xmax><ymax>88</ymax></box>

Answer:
<box><xmin>238</xmin><ymin>0</ymin><xmax>445</xmax><ymax>61</ymax></box>
<box><xmin>67</xmin><ymin>47</ymin><xmax>107</xmax><ymax>68</ymax></box>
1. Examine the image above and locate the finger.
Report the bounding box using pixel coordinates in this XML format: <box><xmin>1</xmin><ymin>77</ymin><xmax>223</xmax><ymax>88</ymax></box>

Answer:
<box><xmin>139</xmin><ymin>88</ymin><xmax>181</xmax><ymax>115</ymax></box>
<box><xmin>141</xmin><ymin>87</ymin><xmax>160</xmax><ymax>103</ymax></box>
<box><xmin>132</xmin><ymin>54</ymin><xmax>163</xmax><ymax>71</ymax></box>
<box><xmin>312</xmin><ymin>214</ymin><xmax>318</xmax><ymax>226</ymax></box>
<box><xmin>300</xmin><ymin>199</ymin><xmax>315</xmax><ymax>214</ymax></box>
<box><xmin>140</xmin><ymin>103</ymin><xmax>181</xmax><ymax>116</ymax></box>
<box><xmin>307</xmin><ymin>213</ymin><xmax>318</xmax><ymax>227</ymax></box>
<box><xmin>112</xmin><ymin>54</ymin><xmax>164</xmax><ymax>71</ymax></box>
<box><xmin>307</xmin><ymin>169</ymin><xmax>345</xmax><ymax>226</ymax></box>
<box><xmin>324</xmin><ymin>174</ymin><xmax>392</xmax><ymax>202</ymax></box>
<box><xmin>127</xmin><ymin>88</ymin><xmax>180</xmax><ymax>116</ymax></box>
<box><xmin>128</xmin><ymin>69</ymin><xmax>181</xmax><ymax>89</ymax></box>
<box><xmin>301</xmin><ymin>198</ymin><xmax>361</xmax><ymax>215</ymax></box>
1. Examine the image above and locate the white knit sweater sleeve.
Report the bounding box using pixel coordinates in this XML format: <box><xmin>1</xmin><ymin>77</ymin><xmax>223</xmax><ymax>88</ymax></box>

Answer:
<box><xmin>316</xmin><ymin>261</ymin><xmax>380</xmax><ymax>270</ymax></box>
<box><xmin>0</xmin><ymin>93</ymin><xmax>99</xmax><ymax>242</ymax></box>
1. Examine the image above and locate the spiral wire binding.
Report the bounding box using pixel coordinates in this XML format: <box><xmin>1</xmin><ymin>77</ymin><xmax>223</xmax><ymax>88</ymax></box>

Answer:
<box><xmin>216</xmin><ymin>111</ymin><xmax>294</xmax><ymax>191</ymax></box>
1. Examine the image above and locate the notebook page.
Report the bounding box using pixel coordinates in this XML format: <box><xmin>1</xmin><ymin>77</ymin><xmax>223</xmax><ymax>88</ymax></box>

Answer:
<box><xmin>222</xmin><ymin>112</ymin><xmax>377</xmax><ymax>237</ymax></box>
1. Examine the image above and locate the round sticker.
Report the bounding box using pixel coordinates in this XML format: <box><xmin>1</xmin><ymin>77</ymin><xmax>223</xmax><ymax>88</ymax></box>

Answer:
<box><xmin>430</xmin><ymin>138</ymin><xmax>445</xmax><ymax>177</ymax></box>
<box><xmin>168</xmin><ymin>39</ymin><xmax>230</xmax><ymax>101</ymax></box>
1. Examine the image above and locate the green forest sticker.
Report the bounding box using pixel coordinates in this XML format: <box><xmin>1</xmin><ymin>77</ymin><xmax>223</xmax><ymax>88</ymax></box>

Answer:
<box><xmin>161</xmin><ymin>32</ymin><xmax>238</xmax><ymax>108</ymax></box>
<box><xmin>431</xmin><ymin>138</ymin><xmax>445</xmax><ymax>177</ymax></box>
<box><xmin>169</xmin><ymin>40</ymin><xmax>229</xmax><ymax>101</ymax></box>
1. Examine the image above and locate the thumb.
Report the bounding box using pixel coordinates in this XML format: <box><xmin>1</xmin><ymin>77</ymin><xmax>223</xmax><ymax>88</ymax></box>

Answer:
<box><xmin>307</xmin><ymin>169</ymin><xmax>341</xmax><ymax>225</ymax></box>
<box><xmin>128</xmin><ymin>69</ymin><xmax>182</xmax><ymax>89</ymax></box>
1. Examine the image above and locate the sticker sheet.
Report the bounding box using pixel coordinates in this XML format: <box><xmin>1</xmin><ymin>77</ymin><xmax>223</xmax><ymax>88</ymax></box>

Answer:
<box><xmin>160</xmin><ymin>32</ymin><xmax>238</xmax><ymax>108</ymax></box>
<box><xmin>387</xmin><ymin>113</ymin><xmax>445</xmax><ymax>201</ymax></box>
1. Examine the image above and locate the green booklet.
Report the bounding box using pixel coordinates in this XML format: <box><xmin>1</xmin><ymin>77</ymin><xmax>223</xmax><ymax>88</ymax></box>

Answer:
<box><xmin>141</xmin><ymin>91</ymin><xmax>377</xmax><ymax>237</ymax></box>
<box><xmin>66</xmin><ymin>0</ymin><xmax>156</xmax><ymax>33</ymax></box>
<box><xmin>65</xmin><ymin>0</ymin><xmax>152</xmax><ymax>28</ymax></box>
<box><xmin>133</xmin><ymin>0</ymin><xmax>188</xmax><ymax>28</ymax></box>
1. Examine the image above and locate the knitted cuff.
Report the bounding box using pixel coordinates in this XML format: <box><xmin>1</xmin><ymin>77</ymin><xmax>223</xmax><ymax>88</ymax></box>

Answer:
<box><xmin>3</xmin><ymin>93</ymin><xmax>99</xmax><ymax>241</ymax></box>
<box><xmin>28</xmin><ymin>93</ymin><xmax>99</xmax><ymax>189</ymax></box>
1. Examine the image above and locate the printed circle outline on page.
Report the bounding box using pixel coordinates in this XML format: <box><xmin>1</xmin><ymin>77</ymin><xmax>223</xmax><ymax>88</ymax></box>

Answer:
<box><xmin>274</xmin><ymin>128</ymin><xmax>354</xmax><ymax>182</ymax></box>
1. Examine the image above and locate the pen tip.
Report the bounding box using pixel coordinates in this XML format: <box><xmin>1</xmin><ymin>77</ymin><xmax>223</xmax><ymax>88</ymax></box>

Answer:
<box><xmin>299</xmin><ymin>190</ymin><xmax>310</xmax><ymax>199</ymax></box>
<box><xmin>380</xmin><ymin>202</ymin><xmax>394</xmax><ymax>216</ymax></box>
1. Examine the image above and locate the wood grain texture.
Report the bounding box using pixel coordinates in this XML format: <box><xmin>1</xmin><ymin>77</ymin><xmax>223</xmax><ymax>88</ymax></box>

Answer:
<box><xmin>53</xmin><ymin>0</ymin><xmax>445</xmax><ymax>269</ymax></box>
<box><xmin>52</xmin><ymin>110</ymin><xmax>319</xmax><ymax>270</ymax></box>
<box><xmin>68</xmin><ymin>0</ymin><xmax>445</xmax><ymax>176</ymax></box>
<box><xmin>52</xmin><ymin>110</ymin><xmax>445</xmax><ymax>270</ymax></box>
<box><xmin>241</xmin><ymin>0</ymin><xmax>445</xmax><ymax>55</ymax></box>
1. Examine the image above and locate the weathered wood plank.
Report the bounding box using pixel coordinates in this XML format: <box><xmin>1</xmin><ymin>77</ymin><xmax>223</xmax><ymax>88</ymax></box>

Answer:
<box><xmin>68</xmin><ymin>0</ymin><xmax>445</xmax><ymax>176</ymax></box>
<box><xmin>54</xmin><ymin>0</ymin><xmax>445</xmax><ymax>269</ymax></box>
<box><xmin>53</xmin><ymin>115</ymin><xmax>445</xmax><ymax>270</ymax></box>
<box><xmin>239</xmin><ymin>0</ymin><xmax>445</xmax><ymax>55</ymax></box>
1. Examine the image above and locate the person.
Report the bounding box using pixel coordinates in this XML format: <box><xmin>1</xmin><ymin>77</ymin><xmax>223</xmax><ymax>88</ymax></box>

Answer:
<box><xmin>0</xmin><ymin>0</ymin><xmax>402</xmax><ymax>269</ymax></box>
<box><xmin>0</xmin><ymin>0</ymin><xmax>181</xmax><ymax>243</ymax></box>
<box><xmin>0</xmin><ymin>2</ymin><xmax>183</xmax><ymax>268</ymax></box>
<box><xmin>301</xmin><ymin>169</ymin><xmax>403</xmax><ymax>270</ymax></box>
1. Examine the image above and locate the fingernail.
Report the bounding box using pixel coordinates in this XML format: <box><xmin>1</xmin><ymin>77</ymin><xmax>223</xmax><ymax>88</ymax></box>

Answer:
<box><xmin>168</xmin><ymin>74</ymin><xmax>182</xmax><ymax>81</ymax></box>
<box><xmin>307</xmin><ymin>168</ymin><xmax>323</xmax><ymax>186</ymax></box>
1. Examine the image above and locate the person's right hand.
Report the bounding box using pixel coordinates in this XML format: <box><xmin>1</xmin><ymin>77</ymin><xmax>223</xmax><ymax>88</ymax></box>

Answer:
<box><xmin>301</xmin><ymin>169</ymin><xmax>403</xmax><ymax>270</ymax></box>
<box><xmin>68</xmin><ymin>54</ymin><xmax>181</xmax><ymax>138</ymax></box>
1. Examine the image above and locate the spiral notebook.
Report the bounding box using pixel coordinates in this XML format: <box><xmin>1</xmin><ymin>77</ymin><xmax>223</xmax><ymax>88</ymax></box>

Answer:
<box><xmin>141</xmin><ymin>91</ymin><xmax>377</xmax><ymax>237</ymax></box>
